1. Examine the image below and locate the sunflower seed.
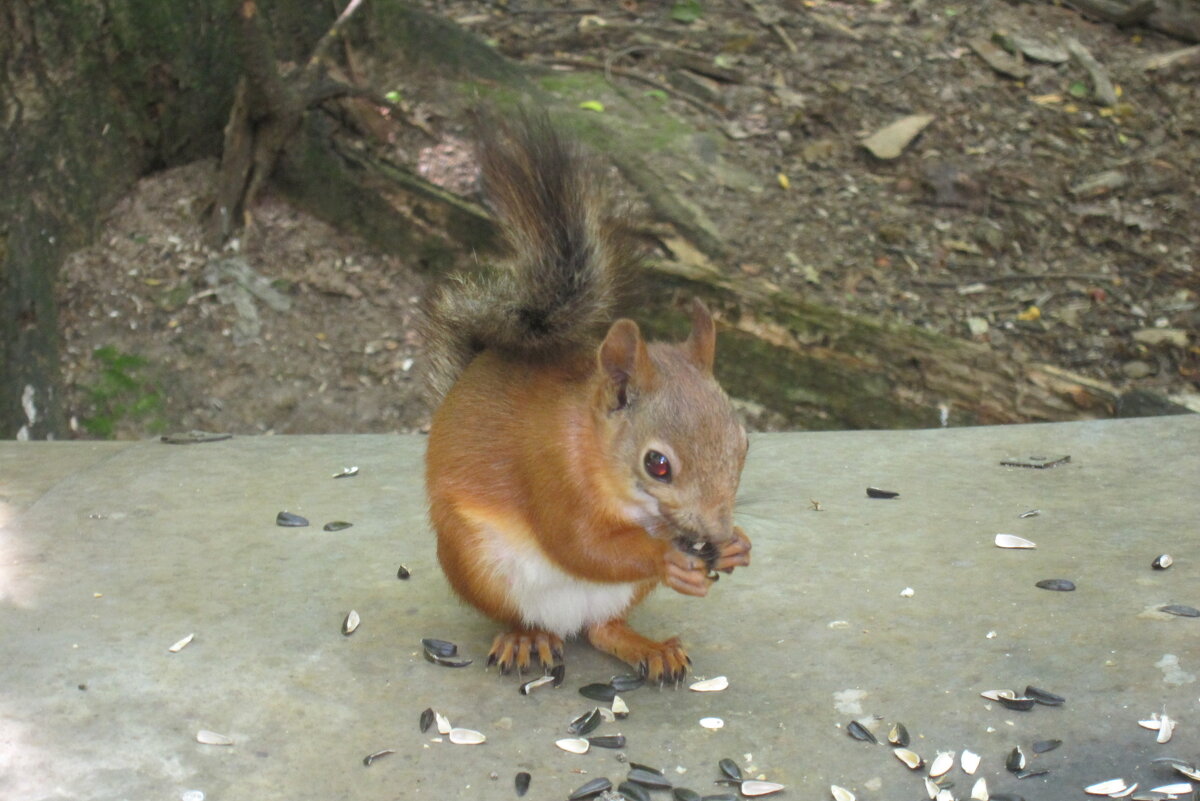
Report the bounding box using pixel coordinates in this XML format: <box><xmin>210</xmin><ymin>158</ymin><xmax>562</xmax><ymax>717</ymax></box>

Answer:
<box><xmin>719</xmin><ymin>758</ymin><xmax>742</xmax><ymax>782</ymax></box>
<box><xmin>961</xmin><ymin>749</ymin><xmax>981</xmax><ymax>774</ymax></box>
<box><xmin>196</xmin><ymin>730</ymin><xmax>233</xmax><ymax>746</ymax></box>
<box><xmin>689</xmin><ymin>676</ymin><xmax>729</xmax><ymax>692</ymax></box>
<box><xmin>611</xmin><ymin>673</ymin><xmax>645</xmax><ymax>692</ymax></box>
<box><xmin>627</xmin><ymin>767</ymin><xmax>673</xmax><ymax>789</ymax></box>
<box><xmin>555</xmin><ymin>737</ymin><xmax>590</xmax><ymax>754</ymax></box>
<box><xmin>741</xmin><ymin>780</ymin><xmax>785</xmax><ymax>797</ymax></box>
<box><xmin>579</xmin><ymin>683</ymin><xmax>618</xmax><ymax>701</ymax></box>
<box><xmin>618</xmin><ymin>781</ymin><xmax>652</xmax><ymax>801</ymax></box>
<box><xmin>995</xmin><ymin>533</ymin><xmax>1037</xmax><ymax>549</ymax></box>
<box><xmin>699</xmin><ymin>717</ymin><xmax>724</xmax><ymax>729</ymax></box>
<box><xmin>831</xmin><ymin>785</ymin><xmax>856</xmax><ymax>801</ymax></box>
<box><xmin>894</xmin><ymin>748</ymin><xmax>924</xmax><ymax>769</ymax></box>
<box><xmin>1085</xmin><ymin>779</ymin><xmax>1128</xmax><ymax>795</ymax></box>
<box><xmin>362</xmin><ymin>749</ymin><xmax>394</xmax><ymax>766</ymax></box>
<box><xmin>448</xmin><ymin>728</ymin><xmax>485</xmax><ymax>745</ymax></box>
<box><xmin>423</xmin><ymin>648</ymin><xmax>472</xmax><ymax>668</ymax></box>
<box><xmin>1160</xmin><ymin>604</ymin><xmax>1200</xmax><ymax>618</ymax></box>
<box><xmin>847</xmin><ymin>720</ymin><xmax>878</xmax><ymax>743</ymax></box>
<box><xmin>568</xmin><ymin>777</ymin><xmax>612</xmax><ymax>800</ymax></box>
<box><xmin>866</xmin><ymin>487</ymin><xmax>899</xmax><ymax>499</ymax></box>
<box><xmin>588</xmin><ymin>734</ymin><xmax>626</xmax><ymax>749</ymax></box>
<box><xmin>342</xmin><ymin>610</ymin><xmax>360</xmax><ymax>635</ymax></box>
<box><xmin>1032</xmin><ymin>739</ymin><xmax>1062</xmax><ymax>753</ymax></box>
<box><xmin>1150</xmin><ymin>783</ymin><xmax>1194</xmax><ymax>795</ymax></box>
<box><xmin>1036</xmin><ymin>578</ymin><xmax>1076</xmax><ymax>591</ymax></box>
<box><xmin>418</xmin><ymin>707</ymin><xmax>435</xmax><ymax>733</ymax></box>
<box><xmin>567</xmin><ymin>708</ymin><xmax>602</xmax><ymax>736</ymax></box>
<box><xmin>519</xmin><ymin>674</ymin><xmax>556</xmax><ymax>695</ymax></box>
<box><xmin>168</xmin><ymin>633</ymin><xmax>195</xmax><ymax>653</ymax></box>
<box><xmin>888</xmin><ymin>722</ymin><xmax>910</xmax><ymax>747</ymax></box>
<box><xmin>421</xmin><ymin>638</ymin><xmax>457</xmax><ymax>657</ymax></box>
<box><xmin>515</xmin><ymin>771</ymin><xmax>531</xmax><ymax>797</ymax></box>
<box><xmin>1157</xmin><ymin>715</ymin><xmax>1175</xmax><ymax>744</ymax></box>
<box><xmin>1025</xmin><ymin>686</ymin><xmax>1066</xmax><ymax>705</ymax></box>
<box><xmin>323</xmin><ymin>521</ymin><xmax>353</xmax><ymax>532</ymax></box>
<box><xmin>275</xmin><ymin>511</ymin><xmax>309</xmax><ymax>527</ymax></box>
<box><xmin>332</xmin><ymin>466</ymin><xmax>359</xmax><ymax>478</ymax></box>
<box><xmin>1152</xmin><ymin>554</ymin><xmax>1174</xmax><ymax>570</ymax></box>
<box><xmin>929</xmin><ymin>751</ymin><xmax>955</xmax><ymax>777</ymax></box>
<box><xmin>997</xmin><ymin>696</ymin><xmax>1036</xmax><ymax>711</ymax></box>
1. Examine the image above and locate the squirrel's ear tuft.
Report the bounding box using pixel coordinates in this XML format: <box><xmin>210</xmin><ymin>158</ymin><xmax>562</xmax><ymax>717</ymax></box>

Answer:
<box><xmin>684</xmin><ymin>298</ymin><xmax>716</xmax><ymax>373</ymax></box>
<box><xmin>598</xmin><ymin>319</ymin><xmax>654</xmax><ymax>410</ymax></box>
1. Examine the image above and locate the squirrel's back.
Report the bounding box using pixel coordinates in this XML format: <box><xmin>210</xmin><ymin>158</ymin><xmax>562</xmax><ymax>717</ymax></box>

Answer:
<box><xmin>421</xmin><ymin>112</ymin><xmax>636</xmax><ymax>402</ymax></box>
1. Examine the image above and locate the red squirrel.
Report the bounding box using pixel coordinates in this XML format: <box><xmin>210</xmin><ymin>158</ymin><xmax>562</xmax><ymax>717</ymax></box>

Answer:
<box><xmin>422</xmin><ymin>113</ymin><xmax>751</xmax><ymax>682</ymax></box>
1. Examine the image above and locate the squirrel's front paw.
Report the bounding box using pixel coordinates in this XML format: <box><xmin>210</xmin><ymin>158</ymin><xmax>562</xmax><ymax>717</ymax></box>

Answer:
<box><xmin>663</xmin><ymin>547</ymin><xmax>714</xmax><ymax>597</ymax></box>
<box><xmin>486</xmin><ymin>629</ymin><xmax>563</xmax><ymax>674</ymax></box>
<box><xmin>712</xmin><ymin>526</ymin><xmax>752</xmax><ymax>573</ymax></box>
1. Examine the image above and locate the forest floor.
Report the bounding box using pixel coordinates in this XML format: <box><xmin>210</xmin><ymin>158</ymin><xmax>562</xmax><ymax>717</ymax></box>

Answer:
<box><xmin>58</xmin><ymin>0</ymin><xmax>1199</xmax><ymax>438</ymax></box>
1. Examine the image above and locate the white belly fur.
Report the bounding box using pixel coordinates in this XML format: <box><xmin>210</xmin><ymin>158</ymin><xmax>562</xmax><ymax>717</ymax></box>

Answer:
<box><xmin>481</xmin><ymin>536</ymin><xmax>639</xmax><ymax>638</ymax></box>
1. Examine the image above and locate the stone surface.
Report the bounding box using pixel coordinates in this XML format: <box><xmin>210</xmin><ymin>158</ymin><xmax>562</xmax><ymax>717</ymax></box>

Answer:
<box><xmin>1</xmin><ymin>417</ymin><xmax>1198</xmax><ymax>799</ymax></box>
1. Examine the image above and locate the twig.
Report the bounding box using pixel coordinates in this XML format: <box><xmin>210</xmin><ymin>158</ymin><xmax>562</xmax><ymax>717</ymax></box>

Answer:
<box><xmin>910</xmin><ymin>273</ymin><xmax>1119</xmax><ymax>289</ymax></box>
<box><xmin>1064</xmin><ymin>36</ymin><xmax>1119</xmax><ymax>106</ymax></box>
<box><xmin>1065</xmin><ymin>0</ymin><xmax>1156</xmax><ymax>26</ymax></box>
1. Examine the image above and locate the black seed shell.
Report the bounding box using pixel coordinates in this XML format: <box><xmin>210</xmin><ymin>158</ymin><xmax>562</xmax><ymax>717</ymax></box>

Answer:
<box><xmin>1025</xmin><ymin>686</ymin><xmax>1066</xmax><ymax>705</ymax></box>
<box><xmin>515</xmin><ymin>771</ymin><xmax>531</xmax><ymax>797</ymax></box>
<box><xmin>421</xmin><ymin>638</ymin><xmax>458</xmax><ymax>657</ymax></box>
<box><xmin>1161</xmin><ymin>604</ymin><xmax>1200</xmax><ymax>617</ymax></box>
<box><xmin>588</xmin><ymin>734</ymin><xmax>627</xmax><ymax>749</ymax></box>
<box><xmin>618</xmin><ymin>781</ymin><xmax>652</xmax><ymax>801</ymax></box>
<box><xmin>323</xmin><ymin>521</ymin><xmax>353</xmax><ymax>531</ymax></box>
<box><xmin>276</xmin><ymin>511</ymin><xmax>309</xmax><ymax>527</ymax></box>
<box><xmin>1035</xmin><ymin>578</ymin><xmax>1076</xmax><ymax>591</ymax></box>
<box><xmin>569</xmin><ymin>777</ymin><xmax>612</xmax><ymax>800</ymax></box>
<box><xmin>419</xmin><ymin>707</ymin><xmax>434</xmax><ymax>733</ymax></box>
<box><xmin>718</xmin><ymin>758</ymin><xmax>742</xmax><ymax>782</ymax></box>
<box><xmin>579</xmin><ymin>683</ymin><xmax>618</xmax><ymax>701</ymax></box>
<box><xmin>1031</xmin><ymin>739</ymin><xmax>1062</xmax><ymax>753</ymax></box>
<box><xmin>847</xmin><ymin>720</ymin><xmax>878</xmax><ymax>742</ymax></box>
<box><xmin>627</xmin><ymin>767</ymin><xmax>672</xmax><ymax>790</ymax></box>
<box><xmin>567</xmin><ymin>708</ymin><xmax>602</xmax><ymax>736</ymax></box>
<box><xmin>396</xmin><ymin>564</ymin><xmax>411</xmax><ymax>579</ymax></box>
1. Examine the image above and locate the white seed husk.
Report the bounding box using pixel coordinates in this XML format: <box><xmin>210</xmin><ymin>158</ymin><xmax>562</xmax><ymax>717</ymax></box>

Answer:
<box><xmin>1139</xmin><ymin>713</ymin><xmax>1162</xmax><ymax>730</ymax></box>
<box><xmin>611</xmin><ymin>695</ymin><xmax>629</xmax><ymax>718</ymax></box>
<box><xmin>1084</xmin><ymin>779</ymin><xmax>1127</xmax><ymax>795</ymax></box>
<box><xmin>342</xmin><ymin>609</ymin><xmax>360</xmax><ymax>635</ymax></box>
<box><xmin>894</xmin><ymin>748</ymin><xmax>923</xmax><ymax>769</ymax></box>
<box><xmin>929</xmin><ymin>751</ymin><xmax>955</xmax><ymax>778</ymax></box>
<box><xmin>961</xmin><ymin>749</ymin><xmax>981</xmax><ymax>775</ymax></box>
<box><xmin>598</xmin><ymin>707</ymin><xmax>616</xmax><ymax>723</ymax></box>
<box><xmin>935</xmin><ymin>790</ymin><xmax>954</xmax><ymax>801</ymax></box>
<box><xmin>1109</xmin><ymin>782</ymin><xmax>1137</xmax><ymax>798</ymax></box>
<box><xmin>699</xmin><ymin>717</ymin><xmax>724</xmax><ymax>730</ymax></box>
<box><xmin>1157</xmin><ymin>715</ymin><xmax>1175</xmax><ymax>744</ymax></box>
<box><xmin>970</xmin><ymin>777</ymin><xmax>989</xmax><ymax>801</ymax></box>
<box><xmin>741</xmin><ymin>780</ymin><xmax>785</xmax><ymax>797</ymax></box>
<box><xmin>435</xmin><ymin>712</ymin><xmax>452</xmax><ymax>735</ymax></box>
<box><xmin>994</xmin><ymin>533</ymin><xmax>1037</xmax><ymax>549</ymax></box>
<box><xmin>448</xmin><ymin>727</ymin><xmax>485</xmax><ymax>745</ymax></box>
<box><xmin>169</xmin><ymin>633</ymin><xmax>195</xmax><ymax>653</ymax></box>
<box><xmin>556</xmin><ymin>737</ymin><xmax>590</xmax><ymax>754</ymax></box>
<box><xmin>1150</xmin><ymin>783</ymin><xmax>1194</xmax><ymax>794</ymax></box>
<box><xmin>196</xmin><ymin>730</ymin><xmax>233</xmax><ymax>746</ymax></box>
<box><xmin>831</xmin><ymin>785</ymin><xmax>855</xmax><ymax>801</ymax></box>
<box><xmin>689</xmin><ymin>675</ymin><xmax>729</xmax><ymax>692</ymax></box>
<box><xmin>980</xmin><ymin>689</ymin><xmax>1017</xmax><ymax>701</ymax></box>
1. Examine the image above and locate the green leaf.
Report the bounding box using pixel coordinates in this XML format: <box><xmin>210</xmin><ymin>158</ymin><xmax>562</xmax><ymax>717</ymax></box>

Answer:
<box><xmin>670</xmin><ymin>0</ymin><xmax>702</xmax><ymax>23</ymax></box>
<box><xmin>384</xmin><ymin>90</ymin><xmax>401</xmax><ymax>103</ymax></box>
<box><xmin>643</xmin><ymin>89</ymin><xmax>669</xmax><ymax>102</ymax></box>
<box><xmin>578</xmin><ymin>100</ymin><xmax>605</xmax><ymax>113</ymax></box>
<box><xmin>1068</xmin><ymin>81</ymin><xmax>1088</xmax><ymax>98</ymax></box>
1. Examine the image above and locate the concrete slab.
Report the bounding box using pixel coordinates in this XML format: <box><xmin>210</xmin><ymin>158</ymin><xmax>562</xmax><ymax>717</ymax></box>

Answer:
<box><xmin>1</xmin><ymin>417</ymin><xmax>1198</xmax><ymax>801</ymax></box>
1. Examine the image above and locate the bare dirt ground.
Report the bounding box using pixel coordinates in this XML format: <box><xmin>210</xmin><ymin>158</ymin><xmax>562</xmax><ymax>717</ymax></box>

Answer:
<box><xmin>58</xmin><ymin>0</ymin><xmax>1199</xmax><ymax>439</ymax></box>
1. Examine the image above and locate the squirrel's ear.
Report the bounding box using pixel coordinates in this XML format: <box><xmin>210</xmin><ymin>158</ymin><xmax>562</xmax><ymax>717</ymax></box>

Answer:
<box><xmin>683</xmin><ymin>298</ymin><xmax>716</xmax><ymax>373</ymax></box>
<box><xmin>598</xmin><ymin>319</ymin><xmax>655</xmax><ymax>410</ymax></box>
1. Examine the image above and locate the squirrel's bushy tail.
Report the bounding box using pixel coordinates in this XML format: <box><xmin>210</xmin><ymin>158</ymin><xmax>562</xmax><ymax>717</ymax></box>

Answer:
<box><xmin>422</xmin><ymin>111</ymin><xmax>635</xmax><ymax>402</ymax></box>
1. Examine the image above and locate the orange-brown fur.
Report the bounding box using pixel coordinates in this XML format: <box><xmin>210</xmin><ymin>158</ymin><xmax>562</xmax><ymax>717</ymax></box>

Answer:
<box><xmin>422</xmin><ymin>113</ymin><xmax>750</xmax><ymax>680</ymax></box>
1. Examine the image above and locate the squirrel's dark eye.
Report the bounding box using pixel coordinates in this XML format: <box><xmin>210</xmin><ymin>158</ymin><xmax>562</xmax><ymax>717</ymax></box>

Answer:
<box><xmin>644</xmin><ymin>450</ymin><xmax>671</xmax><ymax>482</ymax></box>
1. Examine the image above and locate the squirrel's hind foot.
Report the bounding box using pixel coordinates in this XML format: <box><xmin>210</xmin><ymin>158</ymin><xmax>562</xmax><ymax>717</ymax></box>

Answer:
<box><xmin>586</xmin><ymin>619</ymin><xmax>690</xmax><ymax>684</ymax></box>
<box><xmin>487</xmin><ymin>629</ymin><xmax>564</xmax><ymax>675</ymax></box>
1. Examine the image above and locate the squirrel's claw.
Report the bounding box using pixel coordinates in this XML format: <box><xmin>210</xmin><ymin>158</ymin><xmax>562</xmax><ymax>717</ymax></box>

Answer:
<box><xmin>710</xmin><ymin>526</ymin><xmax>752</xmax><ymax>573</ymax></box>
<box><xmin>487</xmin><ymin>629</ymin><xmax>564</xmax><ymax>676</ymax></box>
<box><xmin>663</xmin><ymin>547</ymin><xmax>713</xmax><ymax>597</ymax></box>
